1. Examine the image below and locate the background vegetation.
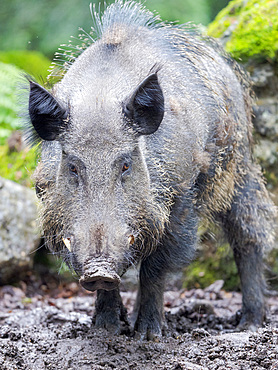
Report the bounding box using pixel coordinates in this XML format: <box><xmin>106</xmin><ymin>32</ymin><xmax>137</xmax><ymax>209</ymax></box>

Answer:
<box><xmin>0</xmin><ymin>0</ymin><xmax>229</xmax><ymax>58</ymax></box>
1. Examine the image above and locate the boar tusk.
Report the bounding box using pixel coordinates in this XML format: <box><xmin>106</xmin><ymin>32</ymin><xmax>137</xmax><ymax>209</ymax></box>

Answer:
<box><xmin>128</xmin><ymin>235</ymin><xmax>135</xmax><ymax>245</ymax></box>
<box><xmin>62</xmin><ymin>237</ymin><xmax>71</xmax><ymax>252</ymax></box>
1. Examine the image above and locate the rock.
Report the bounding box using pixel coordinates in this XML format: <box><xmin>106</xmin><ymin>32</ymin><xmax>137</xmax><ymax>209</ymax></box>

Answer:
<box><xmin>207</xmin><ymin>0</ymin><xmax>278</xmax><ymax>190</ymax></box>
<box><xmin>208</xmin><ymin>0</ymin><xmax>278</xmax><ymax>184</ymax></box>
<box><xmin>250</xmin><ymin>63</ymin><xmax>278</xmax><ymax>178</ymax></box>
<box><xmin>0</xmin><ymin>177</ymin><xmax>40</xmax><ymax>284</ymax></box>
<box><xmin>207</xmin><ymin>0</ymin><xmax>278</xmax><ymax>63</ymax></box>
<box><xmin>204</xmin><ymin>280</ymin><xmax>224</xmax><ymax>295</ymax></box>
<box><xmin>191</xmin><ymin>300</ymin><xmax>215</xmax><ymax>315</ymax></box>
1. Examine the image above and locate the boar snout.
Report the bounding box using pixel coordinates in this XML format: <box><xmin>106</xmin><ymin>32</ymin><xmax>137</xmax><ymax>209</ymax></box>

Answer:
<box><xmin>79</xmin><ymin>259</ymin><xmax>121</xmax><ymax>292</ymax></box>
<box><xmin>79</xmin><ymin>274</ymin><xmax>120</xmax><ymax>292</ymax></box>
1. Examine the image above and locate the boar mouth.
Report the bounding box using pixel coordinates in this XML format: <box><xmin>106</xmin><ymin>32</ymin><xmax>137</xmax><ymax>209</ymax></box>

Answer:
<box><xmin>79</xmin><ymin>262</ymin><xmax>121</xmax><ymax>292</ymax></box>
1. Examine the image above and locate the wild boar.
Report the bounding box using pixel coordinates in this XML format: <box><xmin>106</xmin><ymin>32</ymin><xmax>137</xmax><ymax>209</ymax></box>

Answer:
<box><xmin>27</xmin><ymin>0</ymin><xmax>276</xmax><ymax>340</ymax></box>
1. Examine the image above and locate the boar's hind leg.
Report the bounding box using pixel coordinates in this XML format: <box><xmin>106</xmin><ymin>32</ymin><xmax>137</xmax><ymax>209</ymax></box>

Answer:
<box><xmin>219</xmin><ymin>169</ymin><xmax>275</xmax><ymax>330</ymax></box>
<box><xmin>133</xmin><ymin>256</ymin><xmax>167</xmax><ymax>341</ymax></box>
<box><xmin>94</xmin><ymin>288</ymin><xmax>128</xmax><ymax>334</ymax></box>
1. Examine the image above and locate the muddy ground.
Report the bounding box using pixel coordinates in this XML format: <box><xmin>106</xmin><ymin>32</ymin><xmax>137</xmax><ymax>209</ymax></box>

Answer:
<box><xmin>0</xmin><ymin>268</ymin><xmax>278</xmax><ymax>370</ymax></box>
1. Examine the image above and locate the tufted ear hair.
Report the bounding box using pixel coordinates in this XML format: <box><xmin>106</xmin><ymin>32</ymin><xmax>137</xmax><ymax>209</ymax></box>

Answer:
<box><xmin>28</xmin><ymin>81</ymin><xmax>68</xmax><ymax>142</ymax></box>
<box><xmin>123</xmin><ymin>72</ymin><xmax>164</xmax><ymax>135</ymax></box>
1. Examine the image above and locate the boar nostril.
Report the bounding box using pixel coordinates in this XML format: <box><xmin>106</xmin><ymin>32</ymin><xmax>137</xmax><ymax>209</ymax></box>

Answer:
<box><xmin>79</xmin><ymin>265</ymin><xmax>121</xmax><ymax>292</ymax></box>
<box><xmin>80</xmin><ymin>277</ymin><xmax>119</xmax><ymax>292</ymax></box>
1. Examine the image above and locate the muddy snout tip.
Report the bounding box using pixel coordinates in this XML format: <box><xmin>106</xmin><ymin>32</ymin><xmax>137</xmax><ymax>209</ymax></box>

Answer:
<box><xmin>79</xmin><ymin>269</ymin><xmax>121</xmax><ymax>292</ymax></box>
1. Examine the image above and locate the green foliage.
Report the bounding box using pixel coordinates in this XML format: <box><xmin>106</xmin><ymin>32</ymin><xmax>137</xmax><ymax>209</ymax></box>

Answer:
<box><xmin>33</xmin><ymin>246</ymin><xmax>77</xmax><ymax>281</ymax></box>
<box><xmin>145</xmin><ymin>0</ymin><xmax>211</xmax><ymax>26</ymax></box>
<box><xmin>0</xmin><ymin>51</ymin><xmax>51</xmax><ymax>80</ymax></box>
<box><xmin>0</xmin><ymin>61</ymin><xmax>38</xmax><ymax>186</ymax></box>
<box><xmin>1</xmin><ymin>0</ymin><xmax>230</xmax><ymax>58</ymax></box>
<box><xmin>0</xmin><ymin>51</ymin><xmax>51</xmax><ymax>146</ymax></box>
<box><xmin>0</xmin><ymin>62</ymin><xmax>22</xmax><ymax>144</ymax></box>
<box><xmin>207</xmin><ymin>0</ymin><xmax>278</xmax><ymax>62</ymax></box>
<box><xmin>0</xmin><ymin>144</ymin><xmax>37</xmax><ymax>187</ymax></box>
<box><xmin>183</xmin><ymin>242</ymin><xmax>240</xmax><ymax>291</ymax></box>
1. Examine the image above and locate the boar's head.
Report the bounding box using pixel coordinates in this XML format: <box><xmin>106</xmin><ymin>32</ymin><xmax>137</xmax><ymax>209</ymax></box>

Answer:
<box><xmin>28</xmin><ymin>72</ymin><xmax>169</xmax><ymax>291</ymax></box>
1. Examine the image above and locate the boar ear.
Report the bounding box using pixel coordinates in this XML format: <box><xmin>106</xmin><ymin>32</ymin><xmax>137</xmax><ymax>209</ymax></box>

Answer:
<box><xmin>123</xmin><ymin>73</ymin><xmax>164</xmax><ymax>135</ymax></box>
<box><xmin>28</xmin><ymin>81</ymin><xmax>68</xmax><ymax>142</ymax></box>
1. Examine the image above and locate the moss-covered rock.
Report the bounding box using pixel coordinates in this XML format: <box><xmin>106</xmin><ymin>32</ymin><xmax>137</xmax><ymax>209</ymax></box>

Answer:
<box><xmin>208</xmin><ymin>0</ymin><xmax>278</xmax><ymax>62</ymax></box>
<box><xmin>207</xmin><ymin>0</ymin><xmax>278</xmax><ymax>190</ymax></box>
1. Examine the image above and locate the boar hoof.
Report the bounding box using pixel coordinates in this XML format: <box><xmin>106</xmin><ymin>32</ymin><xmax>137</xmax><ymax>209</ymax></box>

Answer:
<box><xmin>134</xmin><ymin>319</ymin><xmax>162</xmax><ymax>341</ymax></box>
<box><xmin>95</xmin><ymin>314</ymin><xmax>121</xmax><ymax>335</ymax></box>
<box><xmin>237</xmin><ymin>316</ymin><xmax>262</xmax><ymax>332</ymax></box>
<box><xmin>134</xmin><ymin>329</ymin><xmax>161</xmax><ymax>342</ymax></box>
<box><xmin>94</xmin><ymin>289</ymin><xmax>130</xmax><ymax>335</ymax></box>
<box><xmin>94</xmin><ymin>305</ymin><xmax>130</xmax><ymax>335</ymax></box>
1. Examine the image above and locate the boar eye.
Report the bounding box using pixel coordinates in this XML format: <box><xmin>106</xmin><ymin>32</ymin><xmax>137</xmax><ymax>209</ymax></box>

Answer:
<box><xmin>122</xmin><ymin>163</ymin><xmax>129</xmax><ymax>173</ymax></box>
<box><xmin>69</xmin><ymin>163</ymin><xmax>78</xmax><ymax>177</ymax></box>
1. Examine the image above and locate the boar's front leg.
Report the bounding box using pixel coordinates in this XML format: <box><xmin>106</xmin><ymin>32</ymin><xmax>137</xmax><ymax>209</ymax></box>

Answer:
<box><xmin>94</xmin><ymin>288</ymin><xmax>129</xmax><ymax>334</ymax></box>
<box><xmin>134</xmin><ymin>201</ymin><xmax>198</xmax><ymax>340</ymax></box>
<box><xmin>219</xmin><ymin>168</ymin><xmax>276</xmax><ymax>330</ymax></box>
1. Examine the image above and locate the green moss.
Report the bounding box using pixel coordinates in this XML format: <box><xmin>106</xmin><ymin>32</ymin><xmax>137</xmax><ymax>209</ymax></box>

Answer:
<box><xmin>207</xmin><ymin>0</ymin><xmax>278</xmax><ymax>62</ymax></box>
<box><xmin>183</xmin><ymin>243</ymin><xmax>240</xmax><ymax>291</ymax></box>
<box><xmin>0</xmin><ymin>50</ymin><xmax>51</xmax><ymax>80</ymax></box>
